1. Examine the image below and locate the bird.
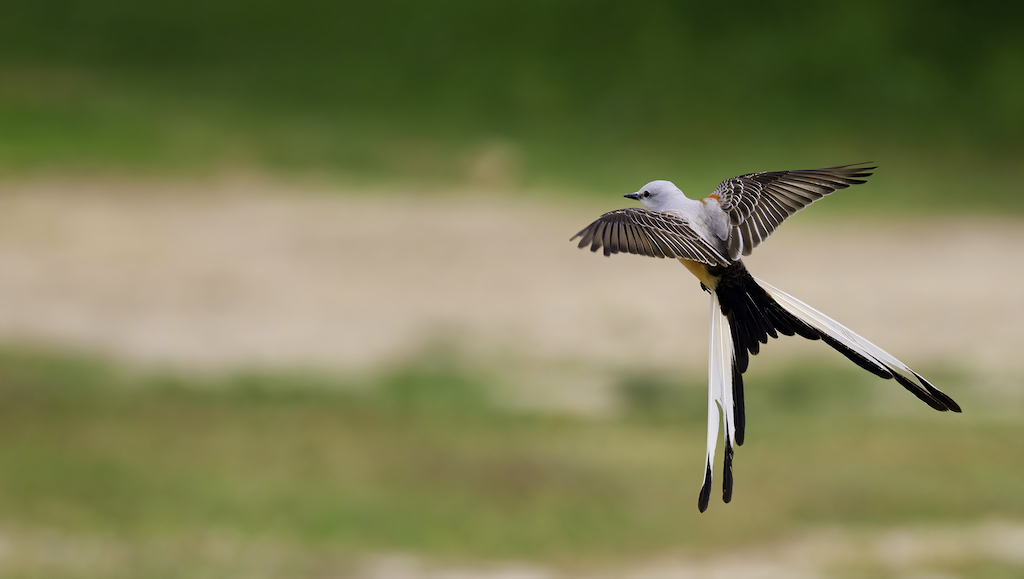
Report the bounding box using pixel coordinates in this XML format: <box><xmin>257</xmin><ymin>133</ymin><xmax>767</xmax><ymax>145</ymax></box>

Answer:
<box><xmin>570</xmin><ymin>163</ymin><xmax>961</xmax><ymax>512</ymax></box>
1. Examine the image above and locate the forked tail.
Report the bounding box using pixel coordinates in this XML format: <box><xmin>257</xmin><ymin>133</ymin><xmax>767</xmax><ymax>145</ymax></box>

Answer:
<box><xmin>698</xmin><ymin>262</ymin><xmax>960</xmax><ymax>512</ymax></box>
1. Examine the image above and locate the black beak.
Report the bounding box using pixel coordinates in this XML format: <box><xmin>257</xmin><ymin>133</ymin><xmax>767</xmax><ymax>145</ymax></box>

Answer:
<box><xmin>624</xmin><ymin>193</ymin><xmax>640</xmax><ymax>200</ymax></box>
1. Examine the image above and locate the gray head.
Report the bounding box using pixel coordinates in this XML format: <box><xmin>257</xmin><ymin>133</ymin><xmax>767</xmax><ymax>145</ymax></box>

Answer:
<box><xmin>624</xmin><ymin>180</ymin><xmax>684</xmax><ymax>211</ymax></box>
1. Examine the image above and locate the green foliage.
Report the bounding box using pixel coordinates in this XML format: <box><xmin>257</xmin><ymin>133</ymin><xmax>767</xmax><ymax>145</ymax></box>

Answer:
<box><xmin>0</xmin><ymin>345</ymin><xmax>1019</xmax><ymax>573</ymax></box>
<box><xmin>618</xmin><ymin>370</ymin><xmax>706</xmax><ymax>423</ymax></box>
<box><xmin>0</xmin><ymin>1</ymin><xmax>1021</xmax><ymax>208</ymax></box>
<box><xmin>377</xmin><ymin>357</ymin><xmax>493</xmax><ymax>414</ymax></box>
<box><xmin>618</xmin><ymin>362</ymin><xmax>873</xmax><ymax>424</ymax></box>
<box><xmin>744</xmin><ymin>362</ymin><xmax>874</xmax><ymax>415</ymax></box>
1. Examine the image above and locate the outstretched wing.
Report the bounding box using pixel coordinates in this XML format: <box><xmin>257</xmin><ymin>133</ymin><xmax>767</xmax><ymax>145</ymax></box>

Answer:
<box><xmin>571</xmin><ymin>208</ymin><xmax>730</xmax><ymax>267</ymax></box>
<box><xmin>711</xmin><ymin>164</ymin><xmax>875</xmax><ymax>259</ymax></box>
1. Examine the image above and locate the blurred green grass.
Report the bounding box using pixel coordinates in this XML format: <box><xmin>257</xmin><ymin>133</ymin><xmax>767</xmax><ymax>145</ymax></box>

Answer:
<box><xmin>0</xmin><ymin>345</ymin><xmax>1019</xmax><ymax>573</ymax></box>
<box><xmin>0</xmin><ymin>1</ymin><xmax>1022</xmax><ymax>210</ymax></box>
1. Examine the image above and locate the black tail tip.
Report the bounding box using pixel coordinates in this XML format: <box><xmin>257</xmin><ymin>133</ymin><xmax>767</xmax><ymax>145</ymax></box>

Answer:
<box><xmin>913</xmin><ymin>371</ymin><xmax>962</xmax><ymax>412</ymax></box>
<box><xmin>698</xmin><ymin>463</ymin><xmax>712</xmax><ymax>513</ymax></box>
<box><xmin>723</xmin><ymin>444</ymin><xmax>734</xmax><ymax>503</ymax></box>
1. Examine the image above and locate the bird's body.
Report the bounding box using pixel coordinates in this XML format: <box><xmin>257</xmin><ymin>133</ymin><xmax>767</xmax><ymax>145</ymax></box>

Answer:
<box><xmin>571</xmin><ymin>164</ymin><xmax>960</xmax><ymax>512</ymax></box>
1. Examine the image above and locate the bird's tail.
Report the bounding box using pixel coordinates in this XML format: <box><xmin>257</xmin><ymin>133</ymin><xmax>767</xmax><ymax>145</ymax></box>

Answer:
<box><xmin>698</xmin><ymin>262</ymin><xmax>960</xmax><ymax>512</ymax></box>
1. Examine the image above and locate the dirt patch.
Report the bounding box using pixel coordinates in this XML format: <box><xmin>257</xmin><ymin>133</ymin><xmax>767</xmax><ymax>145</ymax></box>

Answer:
<box><xmin>0</xmin><ymin>178</ymin><xmax>1019</xmax><ymax>392</ymax></box>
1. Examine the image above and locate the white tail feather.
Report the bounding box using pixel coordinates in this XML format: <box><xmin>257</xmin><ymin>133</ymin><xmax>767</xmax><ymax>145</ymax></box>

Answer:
<box><xmin>756</xmin><ymin>278</ymin><xmax>917</xmax><ymax>378</ymax></box>
<box><xmin>704</xmin><ymin>294</ymin><xmax>722</xmax><ymax>481</ymax></box>
<box><xmin>755</xmin><ymin>277</ymin><xmax>961</xmax><ymax>414</ymax></box>
<box><xmin>701</xmin><ymin>293</ymin><xmax>736</xmax><ymax>510</ymax></box>
<box><xmin>757</xmin><ymin>278</ymin><xmax>954</xmax><ymax>409</ymax></box>
<box><xmin>713</xmin><ymin>296</ymin><xmax>735</xmax><ymax>451</ymax></box>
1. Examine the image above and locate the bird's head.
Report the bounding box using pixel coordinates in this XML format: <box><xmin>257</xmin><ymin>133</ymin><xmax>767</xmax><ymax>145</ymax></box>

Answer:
<box><xmin>624</xmin><ymin>180</ymin><xmax>683</xmax><ymax>211</ymax></box>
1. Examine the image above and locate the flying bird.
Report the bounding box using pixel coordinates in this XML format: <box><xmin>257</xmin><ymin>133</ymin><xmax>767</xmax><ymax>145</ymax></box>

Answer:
<box><xmin>570</xmin><ymin>164</ymin><xmax>960</xmax><ymax>512</ymax></box>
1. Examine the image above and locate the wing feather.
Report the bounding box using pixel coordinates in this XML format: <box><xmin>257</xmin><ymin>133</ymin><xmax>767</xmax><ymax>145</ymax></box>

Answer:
<box><xmin>588</xmin><ymin>222</ymin><xmax>605</xmax><ymax>252</ymax></box>
<box><xmin>623</xmin><ymin>224</ymin><xmax>635</xmax><ymax>253</ymax></box>
<box><xmin>637</xmin><ymin>227</ymin><xmax>662</xmax><ymax>258</ymax></box>
<box><xmin>640</xmin><ymin>227</ymin><xmax>662</xmax><ymax>258</ymax></box>
<box><xmin>571</xmin><ymin>208</ymin><xmax>730</xmax><ymax>266</ymax></box>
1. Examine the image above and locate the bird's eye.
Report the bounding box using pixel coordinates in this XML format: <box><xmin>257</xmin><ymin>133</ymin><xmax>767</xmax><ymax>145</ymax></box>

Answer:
<box><xmin>642</xmin><ymin>191</ymin><xmax>651</xmax><ymax>198</ymax></box>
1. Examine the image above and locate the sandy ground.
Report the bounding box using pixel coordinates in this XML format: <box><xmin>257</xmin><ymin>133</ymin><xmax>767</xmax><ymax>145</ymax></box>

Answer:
<box><xmin>2</xmin><ymin>521</ymin><xmax>1022</xmax><ymax>578</ymax></box>
<box><xmin>359</xmin><ymin>522</ymin><xmax>1024</xmax><ymax>579</ymax></box>
<box><xmin>0</xmin><ymin>177</ymin><xmax>1021</xmax><ymax>406</ymax></box>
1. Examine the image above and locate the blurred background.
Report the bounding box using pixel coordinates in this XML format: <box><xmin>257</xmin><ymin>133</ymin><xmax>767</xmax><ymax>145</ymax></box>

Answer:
<box><xmin>0</xmin><ymin>1</ymin><xmax>1023</xmax><ymax>577</ymax></box>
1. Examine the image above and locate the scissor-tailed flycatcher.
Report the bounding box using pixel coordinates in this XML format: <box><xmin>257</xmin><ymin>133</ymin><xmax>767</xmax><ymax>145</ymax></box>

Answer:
<box><xmin>571</xmin><ymin>164</ymin><xmax>960</xmax><ymax>512</ymax></box>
